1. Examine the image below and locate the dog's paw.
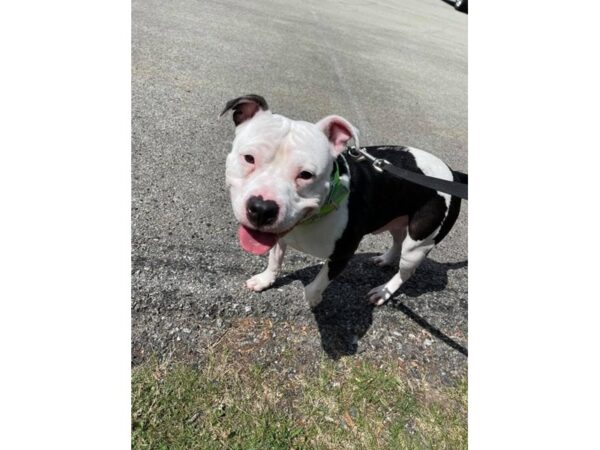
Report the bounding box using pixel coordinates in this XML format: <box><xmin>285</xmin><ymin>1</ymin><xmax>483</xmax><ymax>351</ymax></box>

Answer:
<box><xmin>371</xmin><ymin>253</ymin><xmax>398</xmax><ymax>267</ymax></box>
<box><xmin>367</xmin><ymin>283</ymin><xmax>394</xmax><ymax>306</ymax></box>
<box><xmin>304</xmin><ymin>289</ymin><xmax>323</xmax><ymax>309</ymax></box>
<box><xmin>245</xmin><ymin>272</ymin><xmax>276</xmax><ymax>292</ymax></box>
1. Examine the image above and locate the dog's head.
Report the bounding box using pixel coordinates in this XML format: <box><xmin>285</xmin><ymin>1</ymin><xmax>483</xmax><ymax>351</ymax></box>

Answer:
<box><xmin>220</xmin><ymin>95</ymin><xmax>358</xmax><ymax>255</ymax></box>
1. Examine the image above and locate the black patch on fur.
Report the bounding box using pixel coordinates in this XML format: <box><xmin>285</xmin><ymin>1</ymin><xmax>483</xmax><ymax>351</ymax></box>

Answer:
<box><xmin>219</xmin><ymin>94</ymin><xmax>269</xmax><ymax>117</ymax></box>
<box><xmin>409</xmin><ymin>194</ymin><xmax>448</xmax><ymax>241</ymax></box>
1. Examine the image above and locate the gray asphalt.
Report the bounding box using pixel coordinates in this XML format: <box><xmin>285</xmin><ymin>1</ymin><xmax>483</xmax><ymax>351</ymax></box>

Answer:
<box><xmin>132</xmin><ymin>0</ymin><xmax>467</xmax><ymax>384</ymax></box>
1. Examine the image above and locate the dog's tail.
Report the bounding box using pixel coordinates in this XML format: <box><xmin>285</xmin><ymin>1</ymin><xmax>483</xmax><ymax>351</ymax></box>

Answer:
<box><xmin>452</xmin><ymin>170</ymin><xmax>468</xmax><ymax>185</ymax></box>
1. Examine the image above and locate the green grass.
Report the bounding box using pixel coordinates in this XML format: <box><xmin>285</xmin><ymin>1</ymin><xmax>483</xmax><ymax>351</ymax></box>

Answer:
<box><xmin>132</xmin><ymin>352</ymin><xmax>467</xmax><ymax>449</ymax></box>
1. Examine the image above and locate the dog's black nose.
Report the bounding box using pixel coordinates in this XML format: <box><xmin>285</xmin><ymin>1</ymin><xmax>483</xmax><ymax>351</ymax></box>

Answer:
<box><xmin>246</xmin><ymin>195</ymin><xmax>279</xmax><ymax>227</ymax></box>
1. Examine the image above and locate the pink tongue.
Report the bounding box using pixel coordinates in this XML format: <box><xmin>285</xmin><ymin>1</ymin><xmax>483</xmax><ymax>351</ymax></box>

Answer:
<box><xmin>238</xmin><ymin>225</ymin><xmax>278</xmax><ymax>255</ymax></box>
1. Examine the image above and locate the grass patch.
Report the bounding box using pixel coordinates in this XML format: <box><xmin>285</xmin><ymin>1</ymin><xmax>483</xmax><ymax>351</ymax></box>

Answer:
<box><xmin>132</xmin><ymin>353</ymin><xmax>466</xmax><ymax>449</ymax></box>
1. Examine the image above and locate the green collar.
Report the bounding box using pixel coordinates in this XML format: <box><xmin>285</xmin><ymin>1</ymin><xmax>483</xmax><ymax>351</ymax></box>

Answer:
<box><xmin>299</xmin><ymin>161</ymin><xmax>349</xmax><ymax>226</ymax></box>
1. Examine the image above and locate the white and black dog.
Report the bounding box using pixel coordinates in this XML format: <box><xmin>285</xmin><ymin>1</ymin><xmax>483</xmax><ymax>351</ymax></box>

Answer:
<box><xmin>221</xmin><ymin>95</ymin><xmax>465</xmax><ymax>308</ymax></box>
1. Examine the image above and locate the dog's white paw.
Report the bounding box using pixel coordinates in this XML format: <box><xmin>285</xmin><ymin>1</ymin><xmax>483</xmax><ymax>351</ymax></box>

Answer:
<box><xmin>304</xmin><ymin>289</ymin><xmax>323</xmax><ymax>309</ymax></box>
<box><xmin>367</xmin><ymin>283</ymin><xmax>394</xmax><ymax>306</ymax></box>
<box><xmin>245</xmin><ymin>272</ymin><xmax>275</xmax><ymax>292</ymax></box>
<box><xmin>371</xmin><ymin>253</ymin><xmax>398</xmax><ymax>267</ymax></box>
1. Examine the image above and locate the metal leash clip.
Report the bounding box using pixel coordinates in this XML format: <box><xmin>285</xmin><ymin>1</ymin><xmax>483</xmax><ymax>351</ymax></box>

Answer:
<box><xmin>371</xmin><ymin>157</ymin><xmax>390</xmax><ymax>173</ymax></box>
<box><xmin>346</xmin><ymin>146</ymin><xmax>390</xmax><ymax>173</ymax></box>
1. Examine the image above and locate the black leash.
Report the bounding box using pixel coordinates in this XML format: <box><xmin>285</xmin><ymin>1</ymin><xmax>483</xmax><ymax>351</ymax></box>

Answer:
<box><xmin>380</xmin><ymin>162</ymin><xmax>468</xmax><ymax>200</ymax></box>
<box><xmin>347</xmin><ymin>146</ymin><xmax>468</xmax><ymax>200</ymax></box>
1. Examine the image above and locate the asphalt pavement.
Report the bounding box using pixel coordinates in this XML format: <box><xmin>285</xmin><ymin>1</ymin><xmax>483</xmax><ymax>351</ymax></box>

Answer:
<box><xmin>132</xmin><ymin>0</ymin><xmax>468</xmax><ymax>384</ymax></box>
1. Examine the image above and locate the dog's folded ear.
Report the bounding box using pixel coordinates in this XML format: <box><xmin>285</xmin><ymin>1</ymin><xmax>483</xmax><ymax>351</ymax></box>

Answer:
<box><xmin>219</xmin><ymin>94</ymin><xmax>269</xmax><ymax>126</ymax></box>
<box><xmin>315</xmin><ymin>115</ymin><xmax>360</xmax><ymax>156</ymax></box>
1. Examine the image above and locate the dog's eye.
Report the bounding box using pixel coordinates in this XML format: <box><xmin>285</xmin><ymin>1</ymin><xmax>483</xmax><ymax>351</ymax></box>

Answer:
<box><xmin>298</xmin><ymin>171</ymin><xmax>314</xmax><ymax>180</ymax></box>
<box><xmin>244</xmin><ymin>155</ymin><xmax>255</xmax><ymax>164</ymax></box>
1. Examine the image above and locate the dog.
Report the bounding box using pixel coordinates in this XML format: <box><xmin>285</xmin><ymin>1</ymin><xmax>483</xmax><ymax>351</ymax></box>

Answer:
<box><xmin>220</xmin><ymin>94</ymin><xmax>465</xmax><ymax>308</ymax></box>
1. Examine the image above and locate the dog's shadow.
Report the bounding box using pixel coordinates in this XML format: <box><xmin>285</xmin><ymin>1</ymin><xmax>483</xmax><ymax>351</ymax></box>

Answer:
<box><xmin>274</xmin><ymin>253</ymin><xmax>468</xmax><ymax>359</ymax></box>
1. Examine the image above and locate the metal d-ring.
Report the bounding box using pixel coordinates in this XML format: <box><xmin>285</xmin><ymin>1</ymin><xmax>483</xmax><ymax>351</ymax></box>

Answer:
<box><xmin>347</xmin><ymin>146</ymin><xmax>362</xmax><ymax>159</ymax></box>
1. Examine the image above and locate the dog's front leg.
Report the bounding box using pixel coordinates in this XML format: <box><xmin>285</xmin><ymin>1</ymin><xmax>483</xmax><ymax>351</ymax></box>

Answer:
<box><xmin>245</xmin><ymin>241</ymin><xmax>287</xmax><ymax>292</ymax></box>
<box><xmin>304</xmin><ymin>254</ymin><xmax>353</xmax><ymax>309</ymax></box>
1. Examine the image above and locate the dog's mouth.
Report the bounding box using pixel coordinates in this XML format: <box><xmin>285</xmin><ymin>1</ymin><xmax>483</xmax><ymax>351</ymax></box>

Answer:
<box><xmin>238</xmin><ymin>225</ymin><xmax>281</xmax><ymax>255</ymax></box>
<box><xmin>238</xmin><ymin>209</ymin><xmax>317</xmax><ymax>255</ymax></box>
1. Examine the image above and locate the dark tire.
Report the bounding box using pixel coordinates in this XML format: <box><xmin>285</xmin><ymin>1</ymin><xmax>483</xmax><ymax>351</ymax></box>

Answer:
<box><xmin>455</xmin><ymin>0</ymin><xmax>468</xmax><ymax>12</ymax></box>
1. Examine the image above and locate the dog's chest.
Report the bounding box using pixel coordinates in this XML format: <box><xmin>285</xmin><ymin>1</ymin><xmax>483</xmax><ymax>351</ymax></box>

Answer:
<box><xmin>282</xmin><ymin>198</ymin><xmax>349</xmax><ymax>258</ymax></box>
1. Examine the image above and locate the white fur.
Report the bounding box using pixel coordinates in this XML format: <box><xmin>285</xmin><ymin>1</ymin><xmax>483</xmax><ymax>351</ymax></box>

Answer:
<box><xmin>282</xmin><ymin>180</ymin><xmax>349</xmax><ymax>259</ymax></box>
<box><xmin>303</xmin><ymin>262</ymin><xmax>330</xmax><ymax>308</ymax></box>
<box><xmin>372</xmin><ymin>221</ymin><xmax>408</xmax><ymax>267</ymax></box>
<box><xmin>406</xmin><ymin>147</ymin><xmax>453</xmax><ymax>209</ymax></box>
<box><xmin>246</xmin><ymin>241</ymin><xmax>287</xmax><ymax>292</ymax></box>
<box><xmin>368</xmin><ymin>232</ymin><xmax>436</xmax><ymax>306</ymax></box>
